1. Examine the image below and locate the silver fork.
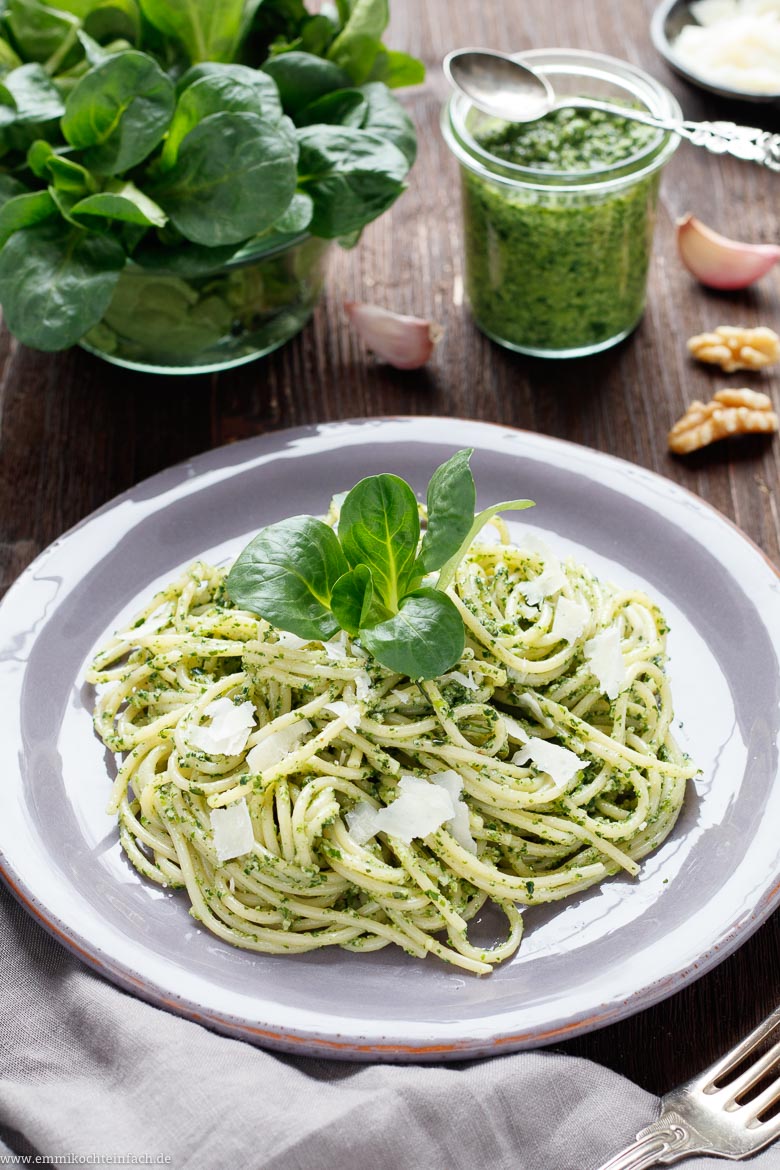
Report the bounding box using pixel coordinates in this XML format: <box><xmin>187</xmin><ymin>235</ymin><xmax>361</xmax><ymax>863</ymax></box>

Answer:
<box><xmin>595</xmin><ymin>1006</ymin><xmax>780</xmax><ymax>1169</ymax></box>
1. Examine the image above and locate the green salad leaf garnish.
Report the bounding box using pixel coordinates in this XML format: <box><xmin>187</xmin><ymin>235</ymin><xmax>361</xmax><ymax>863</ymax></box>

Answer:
<box><xmin>226</xmin><ymin>450</ymin><xmax>535</xmax><ymax>680</ymax></box>
<box><xmin>0</xmin><ymin>0</ymin><xmax>422</xmax><ymax>351</ymax></box>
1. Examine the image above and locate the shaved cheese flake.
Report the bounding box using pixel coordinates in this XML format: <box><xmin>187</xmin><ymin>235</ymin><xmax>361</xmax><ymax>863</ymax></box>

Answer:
<box><xmin>675</xmin><ymin>3</ymin><xmax>780</xmax><ymax>93</ymax></box>
<box><xmin>275</xmin><ymin>630</ymin><xmax>312</xmax><ymax>650</ymax></box>
<box><xmin>501</xmin><ymin>713</ymin><xmax>530</xmax><ymax>744</ymax></box>
<box><xmin>512</xmin><ymin>738</ymin><xmax>583</xmax><ymax>785</ymax></box>
<box><xmin>430</xmin><ymin>769</ymin><xmax>463</xmax><ymax>801</ymax></box>
<box><xmin>325</xmin><ymin>702</ymin><xmax>361</xmax><ymax>732</ymax></box>
<box><xmin>391</xmin><ymin>689</ymin><xmax>411</xmax><ymax>705</ymax></box>
<box><xmin>585</xmin><ymin>627</ymin><xmax>627</xmax><ymax>700</ymax></box>
<box><xmin>355</xmin><ymin>671</ymin><xmax>372</xmax><ymax>702</ymax></box>
<box><xmin>551</xmin><ymin>596</ymin><xmax>589</xmax><ymax>644</ymax></box>
<box><xmin>517</xmin><ymin>533</ymin><xmax>554</xmax><ymax>559</ymax></box>
<box><xmin>210</xmin><ymin>799</ymin><xmax>254</xmax><ymax>862</ymax></box>
<box><xmin>324</xmin><ymin>630</ymin><xmax>348</xmax><ymax>661</ymax></box>
<box><xmin>324</xmin><ymin>642</ymin><xmax>347</xmax><ymax>661</ymax></box>
<box><xmin>691</xmin><ymin>0</ymin><xmax>740</xmax><ymax>22</ymax></box>
<box><xmin>190</xmin><ymin>697</ymin><xmax>255</xmax><ymax>756</ymax></box>
<box><xmin>430</xmin><ymin>770</ymin><xmax>477</xmax><ymax>854</ymax></box>
<box><xmin>447</xmin><ymin>802</ymin><xmax>477</xmax><ymax>854</ymax></box>
<box><xmin>447</xmin><ymin>669</ymin><xmax>478</xmax><ymax>692</ymax></box>
<box><xmin>373</xmin><ymin>775</ymin><xmax>455</xmax><ymax>844</ymax></box>
<box><xmin>515</xmin><ymin>691</ymin><xmax>554</xmax><ymax>729</ymax></box>
<box><xmin>246</xmin><ymin>719</ymin><xmax>313</xmax><ymax>773</ymax></box>
<box><xmin>521</xmin><ymin>564</ymin><xmax>566</xmax><ymax>606</ymax></box>
<box><xmin>346</xmin><ymin>800</ymin><xmax>378</xmax><ymax>846</ymax></box>
<box><xmin>345</xmin><ymin>774</ymin><xmax>477</xmax><ymax>851</ymax></box>
<box><xmin>516</xmin><ymin>537</ymin><xmax>566</xmax><ymax>606</ymax></box>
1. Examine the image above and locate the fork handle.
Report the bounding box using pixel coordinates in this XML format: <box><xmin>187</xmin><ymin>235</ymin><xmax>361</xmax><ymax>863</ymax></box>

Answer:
<box><xmin>594</xmin><ymin>1111</ymin><xmax>702</xmax><ymax>1170</ymax></box>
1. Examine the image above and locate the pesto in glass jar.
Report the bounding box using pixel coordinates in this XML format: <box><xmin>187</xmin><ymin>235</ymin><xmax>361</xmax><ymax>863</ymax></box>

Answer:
<box><xmin>442</xmin><ymin>51</ymin><xmax>682</xmax><ymax>358</ymax></box>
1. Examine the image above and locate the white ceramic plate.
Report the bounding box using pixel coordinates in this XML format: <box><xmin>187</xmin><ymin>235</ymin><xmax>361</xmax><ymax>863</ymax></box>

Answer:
<box><xmin>1</xmin><ymin>418</ymin><xmax>778</xmax><ymax>1061</ymax></box>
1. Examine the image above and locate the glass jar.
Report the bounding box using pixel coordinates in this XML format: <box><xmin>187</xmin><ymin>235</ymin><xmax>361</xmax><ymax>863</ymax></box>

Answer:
<box><xmin>441</xmin><ymin>50</ymin><xmax>682</xmax><ymax>358</ymax></box>
<box><xmin>81</xmin><ymin>233</ymin><xmax>332</xmax><ymax>375</ymax></box>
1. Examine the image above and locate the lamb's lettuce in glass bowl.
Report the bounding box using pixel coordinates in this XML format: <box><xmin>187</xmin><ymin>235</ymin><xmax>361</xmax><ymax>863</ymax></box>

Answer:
<box><xmin>0</xmin><ymin>0</ymin><xmax>423</xmax><ymax>373</ymax></box>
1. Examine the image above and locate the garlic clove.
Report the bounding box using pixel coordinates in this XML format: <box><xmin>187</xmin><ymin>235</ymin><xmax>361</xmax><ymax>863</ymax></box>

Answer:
<box><xmin>345</xmin><ymin>302</ymin><xmax>442</xmax><ymax>369</ymax></box>
<box><xmin>677</xmin><ymin>214</ymin><xmax>780</xmax><ymax>291</ymax></box>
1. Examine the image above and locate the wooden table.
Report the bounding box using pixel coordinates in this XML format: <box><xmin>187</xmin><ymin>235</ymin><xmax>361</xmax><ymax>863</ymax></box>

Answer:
<box><xmin>0</xmin><ymin>0</ymin><xmax>778</xmax><ymax>1098</ymax></box>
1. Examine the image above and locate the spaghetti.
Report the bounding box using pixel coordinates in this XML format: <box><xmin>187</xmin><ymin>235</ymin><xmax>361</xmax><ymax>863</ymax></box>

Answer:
<box><xmin>88</xmin><ymin>522</ymin><xmax>694</xmax><ymax>975</ymax></box>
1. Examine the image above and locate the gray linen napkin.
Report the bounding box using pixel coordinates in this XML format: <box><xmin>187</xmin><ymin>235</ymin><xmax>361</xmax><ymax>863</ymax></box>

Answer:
<box><xmin>0</xmin><ymin>889</ymin><xmax>777</xmax><ymax>1170</ymax></box>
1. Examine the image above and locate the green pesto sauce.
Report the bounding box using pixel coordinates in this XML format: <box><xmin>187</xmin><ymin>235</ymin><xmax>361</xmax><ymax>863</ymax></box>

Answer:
<box><xmin>462</xmin><ymin>107</ymin><xmax>663</xmax><ymax>354</ymax></box>
<box><xmin>476</xmin><ymin>107</ymin><xmax>658</xmax><ymax>173</ymax></box>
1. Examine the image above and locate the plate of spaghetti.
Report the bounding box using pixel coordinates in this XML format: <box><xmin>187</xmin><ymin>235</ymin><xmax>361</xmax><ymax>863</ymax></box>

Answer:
<box><xmin>0</xmin><ymin>417</ymin><xmax>778</xmax><ymax>1060</ymax></box>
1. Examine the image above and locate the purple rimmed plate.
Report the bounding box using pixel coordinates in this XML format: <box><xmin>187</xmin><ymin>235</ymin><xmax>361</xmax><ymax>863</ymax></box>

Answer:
<box><xmin>0</xmin><ymin>417</ymin><xmax>778</xmax><ymax>1062</ymax></box>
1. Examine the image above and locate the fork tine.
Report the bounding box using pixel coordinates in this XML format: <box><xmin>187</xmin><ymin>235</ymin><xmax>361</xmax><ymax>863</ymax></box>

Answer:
<box><xmin>699</xmin><ymin>1005</ymin><xmax>780</xmax><ymax>1090</ymax></box>
<box><xmin>749</xmin><ymin>1108</ymin><xmax>780</xmax><ymax>1141</ymax></box>
<box><xmin>740</xmin><ymin>1074</ymin><xmax>780</xmax><ymax>1125</ymax></box>
<box><xmin>719</xmin><ymin>1036</ymin><xmax>780</xmax><ymax>1104</ymax></box>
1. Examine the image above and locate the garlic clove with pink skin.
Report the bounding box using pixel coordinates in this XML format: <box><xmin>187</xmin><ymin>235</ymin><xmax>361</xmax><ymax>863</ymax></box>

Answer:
<box><xmin>345</xmin><ymin>302</ymin><xmax>442</xmax><ymax>370</ymax></box>
<box><xmin>677</xmin><ymin>214</ymin><xmax>780</xmax><ymax>291</ymax></box>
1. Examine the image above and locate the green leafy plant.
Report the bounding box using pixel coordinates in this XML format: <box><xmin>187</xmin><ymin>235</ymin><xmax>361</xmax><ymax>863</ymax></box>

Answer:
<box><xmin>226</xmin><ymin>450</ymin><xmax>535</xmax><ymax>680</ymax></box>
<box><xmin>0</xmin><ymin>0</ymin><xmax>422</xmax><ymax>351</ymax></box>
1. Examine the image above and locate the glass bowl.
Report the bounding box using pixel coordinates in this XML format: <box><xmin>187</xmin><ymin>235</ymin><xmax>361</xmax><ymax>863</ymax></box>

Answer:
<box><xmin>81</xmin><ymin>233</ymin><xmax>332</xmax><ymax>375</ymax></box>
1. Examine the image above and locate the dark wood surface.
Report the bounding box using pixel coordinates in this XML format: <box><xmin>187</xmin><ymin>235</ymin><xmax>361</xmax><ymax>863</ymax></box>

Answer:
<box><xmin>1</xmin><ymin>0</ymin><xmax>778</xmax><ymax>1096</ymax></box>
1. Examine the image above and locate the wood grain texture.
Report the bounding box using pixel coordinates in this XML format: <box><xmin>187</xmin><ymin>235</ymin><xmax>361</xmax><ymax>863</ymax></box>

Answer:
<box><xmin>0</xmin><ymin>0</ymin><xmax>778</xmax><ymax>1096</ymax></box>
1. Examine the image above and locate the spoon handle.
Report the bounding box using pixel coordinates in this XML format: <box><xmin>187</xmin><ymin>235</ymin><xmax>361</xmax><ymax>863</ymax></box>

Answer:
<box><xmin>558</xmin><ymin>100</ymin><xmax>780</xmax><ymax>172</ymax></box>
<box><xmin>678</xmin><ymin>121</ymin><xmax>780</xmax><ymax>172</ymax></box>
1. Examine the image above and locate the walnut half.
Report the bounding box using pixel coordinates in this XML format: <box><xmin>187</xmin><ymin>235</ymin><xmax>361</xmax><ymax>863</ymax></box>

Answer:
<box><xmin>669</xmin><ymin>389</ymin><xmax>778</xmax><ymax>455</ymax></box>
<box><xmin>687</xmin><ymin>326</ymin><xmax>780</xmax><ymax>373</ymax></box>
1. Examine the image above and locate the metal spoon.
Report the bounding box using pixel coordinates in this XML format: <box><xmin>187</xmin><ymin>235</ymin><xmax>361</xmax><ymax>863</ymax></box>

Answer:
<box><xmin>443</xmin><ymin>48</ymin><xmax>780</xmax><ymax>170</ymax></box>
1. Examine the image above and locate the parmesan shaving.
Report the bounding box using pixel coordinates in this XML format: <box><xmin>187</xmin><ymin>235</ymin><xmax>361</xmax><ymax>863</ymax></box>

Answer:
<box><xmin>189</xmin><ymin>697</ymin><xmax>255</xmax><ymax>756</ymax></box>
<box><xmin>551</xmin><ymin>596</ymin><xmax>589</xmax><ymax>644</ymax></box>
<box><xmin>348</xmin><ymin>773</ymin><xmax>477</xmax><ymax>852</ymax></box>
<box><xmin>518</xmin><ymin>534</ymin><xmax>553</xmax><ymax>558</ymax></box>
<box><xmin>346</xmin><ymin>800</ymin><xmax>378</xmax><ymax>847</ymax></box>
<box><xmin>371</xmin><ymin>775</ymin><xmax>455</xmax><ymax>844</ymax></box>
<box><xmin>518</xmin><ymin>536</ymin><xmax>567</xmax><ymax>605</ymax></box>
<box><xmin>674</xmin><ymin>0</ymin><xmax>780</xmax><ymax>93</ymax></box>
<box><xmin>324</xmin><ymin>630</ymin><xmax>349</xmax><ymax>661</ymax></box>
<box><xmin>512</xmin><ymin>738</ymin><xmax>583</xmax><ymax>786</ymax></box>
<box><xmin>275</xmin><ymin>630</ymin><xmax>312</xmax><ymax>650</ymax></box>
<box><xmin>324</xmin><ymin>641</ymin><xmax>347</xmax><ymax>661</ymax></box>
<box><xmin>500</xmin><ymin>713</ymin><xmax>530</xmax><ymax>744</ymax></box>
<box><xmin>430</xmin><ymin>770</ymin><xmax>477</xmax><ymax>853</ymax></box>
<box><xmin>325</xmin><ymin>701</ymin><xmax>361</xmax><ymax>732</ymax></box>
<box><xmin>585</xmin><ymin>628</ymin><xmax>627</xmax><ymax>700</ymax></box>
<box><xmin>210</xmin><ymin>799</ymin><xmax>254</xmax><ymax>862</ymax></box>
